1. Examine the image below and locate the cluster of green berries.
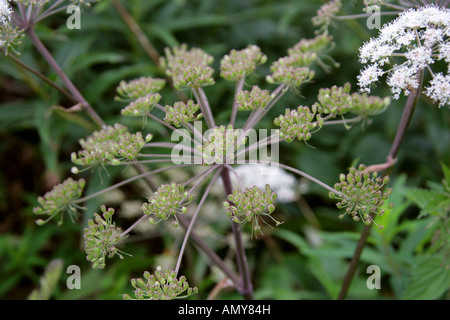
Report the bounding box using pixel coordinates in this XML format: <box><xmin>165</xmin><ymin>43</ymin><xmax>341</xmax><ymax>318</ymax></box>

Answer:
<box><xmin>236</xmin><ymin>85</ymin><xmax>272</xmax><ymax>111</ymax></box>
<box><xmin>33</xmin><ymin>178</ymin><xmax>86</xmax><ymax>226</ymax></box>
<box><xmin>220</xmin><ymin>45</ymin><xmax>267</xmax><ymax>81</ymax></box>
<box><xmin>120</xmin><ymin>93</ymin><xmax>161</xmax><ymax>117</ymax></box>
<box><xmin>160</xmin><ymin>44</ymin><xmax>215</xmax><ymax>89</ymax></box>
<box><xmin>223</xmin><ymin>185</ymin><xmax>281</xmax><ymax>236</ymax></box>
<box><xmin>141</xmin><ymin>183</ymin><xmax>194</xmax><ymax>227</ymax></box>
<box><xmin>329</xmin><ymin>164</ymin><xmax>394</xmax><ymax>228</ymax></box>
<box><xmin>199</xmin><ymin>124</ymin><xmax>247</xmax><ymax>165</ymax></box>
<box><xmin>274</xmin><ymin>106</ymin><xmax>323</xmax><ymax>143</ymax></box>
<box><xmin>265</xmin><ymin>34</ymin><xmax>335</xmax><ymax>88</ymax></box>
<box><xmin>115</xmin><ymin>76</ymin><xmax>165</xmax><ymax>101</ymax></box>
<box><xmin>164</xmin><ymin>99</ymin><xmax>203</xmax><ymax>127</ymax></box>
<box><xmin>313</xmin><ymin>82</ymin><xmax>391</xmax><ymax>118</ymax></box>
<box><xmin>83</xmin><ymin>205</ymin><xmax>127</xmax><ymax>270</ymax></box>
<box><xmin>123</xmin><ymin>266</ymin><xmax>198</xmax><ymax>300</ymax></box>
<box><xmin>71</xmin><ymin>124</ymin><xmax>152</xmax><ymax>167</ymax></box>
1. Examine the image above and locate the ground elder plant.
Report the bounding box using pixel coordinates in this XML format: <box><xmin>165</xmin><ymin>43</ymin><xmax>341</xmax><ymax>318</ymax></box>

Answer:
<box><xmin>3</xmin><ymin>0</ymin><xmax>448</xmax><ymax>300</ymax></box>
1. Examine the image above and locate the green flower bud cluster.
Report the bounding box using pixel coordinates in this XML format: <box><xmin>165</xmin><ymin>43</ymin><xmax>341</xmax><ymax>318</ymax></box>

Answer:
<box><xmin>220</xmin><ymin>45</ymin><xmax>267</xmax><ymax>81</ymax></box>
<box><xmin>288</xmin><ymin>33</ymin><xmax>334</xmax><ymax>55</ymax></box>
<box><xmin>120</xmin><ymin>93</ymin><xmax>161</xmax><ymax>117</ymax></box>
<box><xmin>71</xmin><ymin>124</ymin><xmax>152</xmax><ymax>167</ymax></box>
<box><xmin>266</xmin><ymin>34</ymin><xmax>335</xmax><ymax>88</ymax></box>
<box><xmin>84</xmin><ymin>205</ymin><xmax>128</xmax><ymax>270</ymax></box>
<box><xmin>329</xmin><ymin>164</ymin><xmax>394</xmax><ymax>228</ymax></box>
<box><xmin>223</xmin><ymin>185</ymin><xmax>281</xmax><ymax>236</ymax></box>
<box><xmin>199</xmin><ymin>124</ymin><xmax>247</xmax><ymax>165</ymax></box>
<box><xmin>0</xmin><ymin>24</ymin><xmax>24</xmax><ymax>55</ymax></box>
<box><xmin>160</xmin><ymin>44</ymin><xmax>215</xmax><ymax>89</ymax></box>
<box><xmin>116</xmin><ymin>76</ymin><xmax>165</xmax><ymax>101</ymax></box>
<box><xmin>313</xmin><ymin>82</ymin><xmax>353</xmax><ymax>116</ymax></box>
<box><xmin>350</xmin><ymin>93</ymin><xmax>391</xmax><ymax>118</ymax></box>
<box><xmin>33</xmin><ymin>178</ymin><xmax>86</xmax><ymax>226</ymax></box>
<box><xmin>274</xmin><ymin>106</ymin><xmax>323</xmax><ymax>143</ymax></box>
<box><xmin>312</xmin><ymin>0</ymin><xmax>342</xmax><ymax>31</ymax></box>
<box><xmin>123</xmin><ymin>266</ymin><xmax>198</xmax><ymax>300</ymax></box>
<box><xmin>164</xmin><ymin>99</ymin><xmax>203</xmax><ymax>128</ymax></box>
<box><xmin>235</xmin><ymin>85</ymin><xmax>272</xmax><ymax>111</ymax></box>
<box><xmin>141</xmin><ymin>183</ymin><xmax>194</xmax><ymax>227</ymax></box>
<box><xmin>313</xmin><ymin>82</ymin><xmax>391</xmax><ymax>118</ymax></box>
<box><xmin>266</xmin><ymin>66</ymin><xmax>315</xmax><ymax>88</ymax></box>
<box><xmin>270</xmin><ymin>52</ymin><xmax>318</xmax><ymax>71</ymax></box>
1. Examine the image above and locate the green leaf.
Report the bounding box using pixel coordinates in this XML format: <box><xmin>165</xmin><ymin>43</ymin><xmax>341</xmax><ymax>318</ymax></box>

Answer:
<box><xmin>402</xmin><ymin>254</ymin><xmax>450</xmax><ymax>300</ymax></box>
<box><xmin>402</xmin><ymin>188</ymin><xmax>449</xmax><ymax>217</ymax></box>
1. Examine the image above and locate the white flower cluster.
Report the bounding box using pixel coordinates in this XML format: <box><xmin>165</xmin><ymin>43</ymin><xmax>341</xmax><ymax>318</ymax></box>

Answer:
<box><xmin>0</xmin><ymin>0</ymin><xmax>12</xmax><ymax>26</ymax></box>
<box><xmin>232</xmin><ymin>164</ymin><xmax>298</xmax><ymax>203</ymax></box>
<box><xmin>357</xmin><ymin>5</ymin><xmax>450</xmax><ymax>108</ymax></box>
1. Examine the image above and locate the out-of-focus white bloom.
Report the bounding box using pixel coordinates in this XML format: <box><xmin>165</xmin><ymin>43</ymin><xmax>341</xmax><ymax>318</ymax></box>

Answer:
<box><xmin>231</xmin><ymin>164</ymin><xmax>298</xmax><ymax>203</ymax></box>
<box><xmin>357</xmin><ymin>5</ymin><xmax>450</xmax><ymax>108</ymax></box>
<box><xmin>357</xmin><ymin>64</ymin><xmax>384</xmax><ymax>92</ymax></box>
<box><xmin>425</xmin><ymin>73</ymin><xmax>450</xmax><ymax>107</ymax></box>
<box><xmin>0</xmin><ymin>0</ymin><xmax>12</xmax><ymax>26</ymax></box>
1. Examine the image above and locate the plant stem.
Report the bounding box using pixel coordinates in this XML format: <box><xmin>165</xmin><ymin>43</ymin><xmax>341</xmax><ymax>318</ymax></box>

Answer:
<box><xmin>26</xmin><ymin>28</ymin><xmax>105</xmax><ymax>127</ymax></box>
<box><xmin>337</xmin><ymin>70</ymin><xmax>424</xmax><ymax>300</ymax></box>
<box><xmin>175</xmin><ymin>168</ymin><xmax>222</xmax><ymax>276</ymax></box>
<box><xmin>73</xmin><ymin>164</ymin><xmax>195</xmax><ymax>204</ymax></box>
<box><xmin>176</xmin><ymin>213</ymin><xmax>241</xmax><ymax>286</ymax></box>
<box><xmin>7</xmin><ymin>54</ymin><xmax>75</xmax><ymax>102</ymax></box>
<box><xmin>221</xmin><ymin>167</ymin><xmax>254</xmax><ymax>300</ymax></box>
<box><xmin>192</xmin><ymin>87</ymin><xmax>215</xmax><ymax>128</ymax></box>
<box><xmin>230</xmin><ymin>77</ymin><xmax>246</xmax><ymax>126</ymax></box>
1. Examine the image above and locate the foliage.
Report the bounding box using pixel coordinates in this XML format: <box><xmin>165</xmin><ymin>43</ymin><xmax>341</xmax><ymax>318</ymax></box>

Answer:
<box><xmin>0</xmin><ymin>0</ymin><xmax>449</xmax><ymax>301</ymax></box>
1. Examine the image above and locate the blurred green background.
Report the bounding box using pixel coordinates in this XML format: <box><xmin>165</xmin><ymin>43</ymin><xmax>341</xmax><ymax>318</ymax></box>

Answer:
<box><xmin>0</xmin><ymin>0</ymin><xmax>449</xmax><ymax>300</ymax></box>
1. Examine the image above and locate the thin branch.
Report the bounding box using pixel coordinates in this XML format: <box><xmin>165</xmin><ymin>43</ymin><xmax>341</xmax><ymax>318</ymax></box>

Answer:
<box><xmin>7</xmin><ymin>53</ymin><xmax>76</xmax><ymax>102</ymax></box>
<box><xmin>175</xmin><ymin>168</ymin><xmax>223</xmax><ymax>275</ymax></box>
<box><xmin>337</xmin><ymin>69</ymin><xmax>425</xmax><ymax>300</ymax></box>
<box><xmin>26</xmin><ymin>28</ymin><xmax>105</xmax><ymax>127</ymax></box>
<box><xmin>221</xmin><ymin>168</ymin><xmax>254</xmax><ymax>300</ymax></box>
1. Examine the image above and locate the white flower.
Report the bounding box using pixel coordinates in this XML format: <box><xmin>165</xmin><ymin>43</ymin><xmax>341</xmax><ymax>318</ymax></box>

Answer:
<box><xmin>357</xmin><ymin>63</ymin><xmax>383</xmax><ymax>93</ymax></box>
<box><xmin>231</xmin><ymin>164</ymin><xmax>298</xmax><ymax>203</ymax></box>
<box><xmin>0</xmin><ymin>0</ymin><xmax>12</xmax><ymax>26</ymax></box>
<box><xmin>386</xmin><ymin>64</ymin><xmax>418</xmax><ymax>99</ymax></box>
<box><xmin>404</xmin><ymin>46</ymin><xmax>433</xmax><ymax>70</ymax></box>
<box><xmin>357</xmin><ymin>5</ymin><xmax>450</xmax><ymax>107</ymax></box>
<box><xmin>425</xmin><ymin>73</ymin><xmax>450</xmax><ymax>108</ymax></box>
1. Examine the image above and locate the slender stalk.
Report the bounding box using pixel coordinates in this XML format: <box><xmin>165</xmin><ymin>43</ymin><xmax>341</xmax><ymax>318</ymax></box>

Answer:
<box><xmin>230</xmin><ymin>77</ymin><xmax>246</xmax><ymax>126</ymax></box>
<box><xmin>184</xmin><ymin>164</ymin><xmax>220</xmax><ymax>193</ymax></box>
<box><xmin>120</xmin><ymin>214</ymin><xmax>147</xmax><ymax>238</ymax></box>
<box><xmin>32</xmin><ymin>3</ymin><xmax>70</xmax><ymax>25</ymax></box>
<box><xmin>337</xmin><ymin>70</ymin><xmax>424</xmax><ymax>300</ymax></box>
<box><xmin>175</xmin><ymin>168</ymin><xmax>222</xmax><ymax>275</ymax></box>
<box><xmin>323</xmin><ymin>115</ymin><xmax>363</xmax><ymax>126</ymax></box>
<box><xmin>192</xmin><ymin>87</ymin><xmax>215</xmax><ymax>128</ymax></box>
<box><xmin>73</xmin><ymin>164</ymin><xmax>196</xmax><ymax>204</ymax></box>
<box><xmin>336</xmin><ymin>11</ymin><xmax>400</xmax><ymax>20</ymax></box>
<box><xmin>7</xmin><ymin>53</ymin><xmax>75</xmax><ymax>102</ymax></box>
<box><xmin>243</xmin><ymin>84</ymin><xmax>286</xmax><ymax>131</ymax></box>
<box><xmin>176</xmin><ymin>213</ymin><xmax>241</xmax><ymax>286</ymax></box>
<box><xmin>221</xmin><ymin>168</ymin><xmax>254</xmax><ymax>300</ymax></box>
<box><xmin>245</xmin><ymin>159</ymin><xmax>343</xmax><ymax>197</ymax></box>
<box><xmin>26</xmin><ymin>28</ymin><xmax>105</xmax><ymax>127</ymax></box>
